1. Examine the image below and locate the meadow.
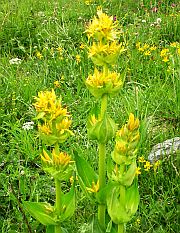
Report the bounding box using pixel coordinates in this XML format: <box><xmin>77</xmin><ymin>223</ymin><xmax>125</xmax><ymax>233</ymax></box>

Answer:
<box><xmin>0</xmin><ymin>0</ymin><xmax>179</xmax><ymax>232</ymax></box>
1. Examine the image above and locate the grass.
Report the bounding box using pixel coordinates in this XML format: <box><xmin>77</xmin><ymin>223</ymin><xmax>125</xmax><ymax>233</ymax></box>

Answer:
<box><xmin>0</xmin><ymin>0</ymin><xmax>179</xmax><ymax>232</ymax></box>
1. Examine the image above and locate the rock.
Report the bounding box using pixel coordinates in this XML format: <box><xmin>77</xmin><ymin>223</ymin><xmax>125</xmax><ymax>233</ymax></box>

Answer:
<box><xmin>148</xmin><ymin>137</ymin><xmax>180</xmax><ymax>163</ymax></box>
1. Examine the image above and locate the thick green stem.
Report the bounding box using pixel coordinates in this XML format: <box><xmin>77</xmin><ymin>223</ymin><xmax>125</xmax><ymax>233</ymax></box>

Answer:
<box><xmin>100</xmin><ymin>94</ymin><xmax>108</xmax><ymax>118</ymax></box>
<box><xmin>98</xmin><ymin>143</ymin><xmax>106</xmax><ymax>229</ymax></box>
<box><xmin>118</xmin><ymin>223</ymin><xmax>125</xmax><ymax>233</ymax></box>
<box><xmin>55</xmin><ymin>178</ymin><xmax>62</xmax><ymax>233</ymax></box>
<box><xmin>98</xmin><ymin>94</ymin><xmax>108</xmax><ymax>230</ymax></box>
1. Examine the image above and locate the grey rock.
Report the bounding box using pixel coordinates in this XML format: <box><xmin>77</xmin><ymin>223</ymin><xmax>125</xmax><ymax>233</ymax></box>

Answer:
<box><xmin>148</xmin><ymin>137</ymin><xmax>180</xmax><ymax>163</ymax></box>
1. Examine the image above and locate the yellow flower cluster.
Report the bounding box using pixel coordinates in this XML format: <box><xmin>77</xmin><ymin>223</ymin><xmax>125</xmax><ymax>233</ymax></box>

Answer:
<box><xmin>138</xmin><ymin>156</ymin><xmax>161</xmax><ymax>173</ymax></box>
<box><xmin>85</xmin><ymin>9</ymin><xmax>125</xmax><ymax>98</ymax></box>
<box><xmin>41</xmin><ymin>149</ymin><xmax>74</xmax><ymax>180</ymax></box>
<box><xmin>34</xmin><ymin>89</ymin><xmax>73</xmax><ymax>145</ymax></box>
<box><xmin>112</xmin><ymin>113</ymin><xmax>140</xmax><ymax>165</ymax></box>
<box><xmin>136</xmin><ymin>42</ymin><xmax>157</xmax><ymax>57</ymax></box>
<box><xmin>86</xmin><ymin>68</ymin><xmax>123</xmax><ymax>98</ymax></box>
<box><xmin>136</xmin><ymin>41</ymin><xmax>180</xmax><ymax>63</ymax></box>
<box><xmin>34</xmin><ymin>89</ymin><xmax>67</xmax><ymax>119</ymax></box>
<box><xmin>160</xmin><ymin>48</ymin><xmax>170</xmax><ymax>62</ymax></box>
<box><xmin>41</xmin><ymin>149</ymin><xmax>72</xmax><ymax>167</ymax></box>
<box><xmin>86</xmin><ymin>9</ymin><xmax>119</xmax><ymax>41</ymax></box>
<box><xmin>89</xmin><ymin>41</ymin><xmax>125</xmax><ymax>66</ymax></box>
<box><xmin>35</xmin><ymin>46</ymin><xmax>64</xmax><ymax>60</ymax></box>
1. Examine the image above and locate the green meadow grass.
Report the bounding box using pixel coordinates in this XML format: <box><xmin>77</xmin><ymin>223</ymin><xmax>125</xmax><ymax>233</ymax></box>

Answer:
<box><xmin>0</xmin><ymin>0</ymin><xmax>179</xmax><ymax>232</ymax></box>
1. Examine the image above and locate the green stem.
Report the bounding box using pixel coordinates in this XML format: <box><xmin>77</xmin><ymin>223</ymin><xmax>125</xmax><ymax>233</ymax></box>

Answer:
<box><xmin>98</xmin><ymin>94</ymin><xmax>108</xmax><ymax>230</ymax></box>
<box><xmin>100</xmin><ymin>94</ymin><xmax>108</xmax><ymax>118</ymax></box>
<box><xmin>54</xmin><ymin>143</ymin><xmax>62</xmax><ymax>233</ymax></box>
<box><xmin>98</xmin><ymin>143</ymin><xmax>106</xmax><ymax>229</ymax></box>
<box><xmin>55</xmin><ymin>178</ymin><xmax>62</xmax><ymax>233</ymax></box>
<box><xmin>118</xmin><ymin>223</ymin><xmax>125</xmax><ymax>233</ymax></box>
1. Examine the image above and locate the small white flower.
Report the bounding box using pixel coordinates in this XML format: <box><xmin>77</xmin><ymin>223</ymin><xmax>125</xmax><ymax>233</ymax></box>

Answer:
<box><xmin>9</xmin><ymin>58</ymin><xmax>22</xmax><ymax>65</ymax></box>
<box><xmin>20</xmin><ymin>170</ymin><xmax>25</xmax><ymax>175</ymax></box>
<box><xmin>142</xmin><ymin>19</ymin><xmax>146</xmax><ymax>23</ymax></box>
<box><xmin>22</xmin><ymin>121</ymin><xmax>34</xmax><ymax>130</ymax></box>
<box><xmin>156</xmin><ymin>18</ymin><xmax>162</xmax><ymax>24</ymax></box>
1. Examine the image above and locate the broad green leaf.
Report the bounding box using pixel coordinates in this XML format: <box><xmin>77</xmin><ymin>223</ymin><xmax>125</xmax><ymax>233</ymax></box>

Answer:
<box><xmin>74</xmin><ymin>152</ymin><xmax>98</xmax><ymax>189</ymax></box>
<box><xmin>23</xmin><ymin>201</ymin><xmax>58</xmax><ymax>226</ymax></box>
<box><xmin>96</xmin><ymin>182</ymin><xmax>116</xmax><ymax>204</ymax></box>
<box><xmin>60</xmin><ymin>186</ymin><xmax>75</xmax><ymax>222</ymax></box>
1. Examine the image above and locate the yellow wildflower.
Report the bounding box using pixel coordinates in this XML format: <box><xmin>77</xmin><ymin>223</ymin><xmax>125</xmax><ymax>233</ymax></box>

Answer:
<box><xmin>54</xmin><ymin>80</ymin><xmax>60</xmax><ymax>88</ymax></box>
<box><xmin>136</xmin><ymin>42</ymin><xmax>141</xmax><ymax>49</ymax></box>
<box><xmin>97</xmin><ymin>6</ymin><xmax>102</xmax><ymax>11</ymax></box>
<box><xmin>86</xmin><ymin>9</ymin><xmax>119</xmax><ymax>41</ymax></box>
<box><xmin>79</xmin><ymin>43</ymin><xmax>85</xmax><ymax>49</ymax></box>
<box><xmin>144</xmin><ymin>161</ymin><xmax>153</xmax><ymax>171</ymax></box>
<box><xmin>136</xmin><ymin>167</ymin><xmax>141</xmax><ymax>175</ymax></box>
<box><xmin>52</xmin><ymin>149</ymin><xmax>71</xmax><ymax>166</ymax></box>
<box><xmin>142</xmin><ymin>43</ymin><xmax>149</xmax><ymax>50</ymax></box>
<box><xmin>150</xmin><ymin>46</ymin><xmax>157</xmax><ymax>51</ymax></box>
<box><xmin>138</xmin><ymin>47</ymin><xmax>144</xmax><ymax>52</ymax></box>
<box><xmin>127</xmin><ymin>113</ymin><xmax>139</xmax><ymax>131</ymax></box>
<box><xmin>86</xmin><ymin>180</ymin><xmax>99</xmax><ymax>193</ymax></box>
<box><xmin>138</xmin><ymin>156</ymin><xmax>146</xmax><ymax>163</ymax></box>
<box><xmin>86</xmin><ymin>68</ymin><xmax>122</xmax><ymax>97</ymax></box>
<box><xmin>57</xmin><ymin>47</ymin><xmax>63</xmax><ymax>53</ymax></box>
<box><xmin>34</xmin><ymin>89</ymin><xmax>56</xmax><ymax>112</ymax></box>
<box><xmin>160</xmin><ymin>48</ymin><xmax>169</xmax><ymax>57</ymax></box>
<box><xmin>56</xmin><ymin>118</ymin><xmax>72</xmax><ymax>134</ymax></box>
<box><xmin>144</xmin><ymin>50</ymin><xmax>151</xmax><ymax>56</ymax></box>
<box><xmin>38</xmin><ymin>123</ymin><xmax>52</xmax><ymax>135</ymax></box>
<box><xmin>41</xmin><ymin>149</ymin><xmax>72</xmax><ymax>167</ymax></box>
<box><xmin>76</xmin><ymin>55</ymin><xmax>81</xmax><ymax>63</ymax></box>
<box><xmin>34</xmin><ymin>89</ymin><xmax>68</xmax><ymax>118</ymax></box>
<box><xmin>41</xmin><ymin>149</ymin><xmax>51</xmax><ymax>163</ymax></box>
<box><xmin>88</xmin><ymin>41</ymin><xmax>125</xmax><ymax>66</ymax></box>
<box><xmin>153</xmin><ymin>160</ymin><xmax>161</xmax><ymax>172</ymax></box>
<box><xmin>36</xmin><ymin>51</ymin><xmax>43</xmax><ymax>59</ymax></box>
<box><xmin>162</xmin><ymin>56</ymin><xmax>169</xmax><ymax>62</ymax></box>
<box><xmin>85</xmin><ymin>0</ymin><xmax>92</xmax><ymax>5</ymax></box>
<box><xmin>170</xmin><ymin>42</ymin><xmax>179</xmax><ymax>48</ymax></box>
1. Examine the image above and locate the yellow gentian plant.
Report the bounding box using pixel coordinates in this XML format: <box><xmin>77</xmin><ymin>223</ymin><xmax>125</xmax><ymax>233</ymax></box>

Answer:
<box><xmin>24</xmin><ymin>89</ymin><xmax>75</xmax><ymax>233</ymax></box>
<box><xmin>75</xmin><ymin>9</ymin><xmax>140</xmax><ymax>233</ymax></box>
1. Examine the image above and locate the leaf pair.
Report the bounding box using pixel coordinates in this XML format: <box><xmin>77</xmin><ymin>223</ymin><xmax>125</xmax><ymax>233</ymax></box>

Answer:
<box><xmin>23</xmin><ymin>186</ymin><xmax>75</xmax><ymax>226</ymax></box>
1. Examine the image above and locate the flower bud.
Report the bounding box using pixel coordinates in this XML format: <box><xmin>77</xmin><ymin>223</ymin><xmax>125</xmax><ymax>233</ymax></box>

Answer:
<box><xmin>87</xmin><ymin>114</ymin><xmax>117</xmax><ymax>144</ymax></box>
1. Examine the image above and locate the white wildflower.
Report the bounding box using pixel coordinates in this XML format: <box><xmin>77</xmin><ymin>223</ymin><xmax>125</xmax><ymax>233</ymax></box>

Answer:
<box><xmin>22</xmin><ymin>121</ymin><xmax>34</xmax><ymax>130</ymax></box>
<box><xmin>156</xmin><ymin>18</ymin><xmax>162</xmax><ymax>24</ymax></box>
<box><xmin>9</xmin><ymin>58</ymin><xmax>22</xmax><ymax>65</ymax></box>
